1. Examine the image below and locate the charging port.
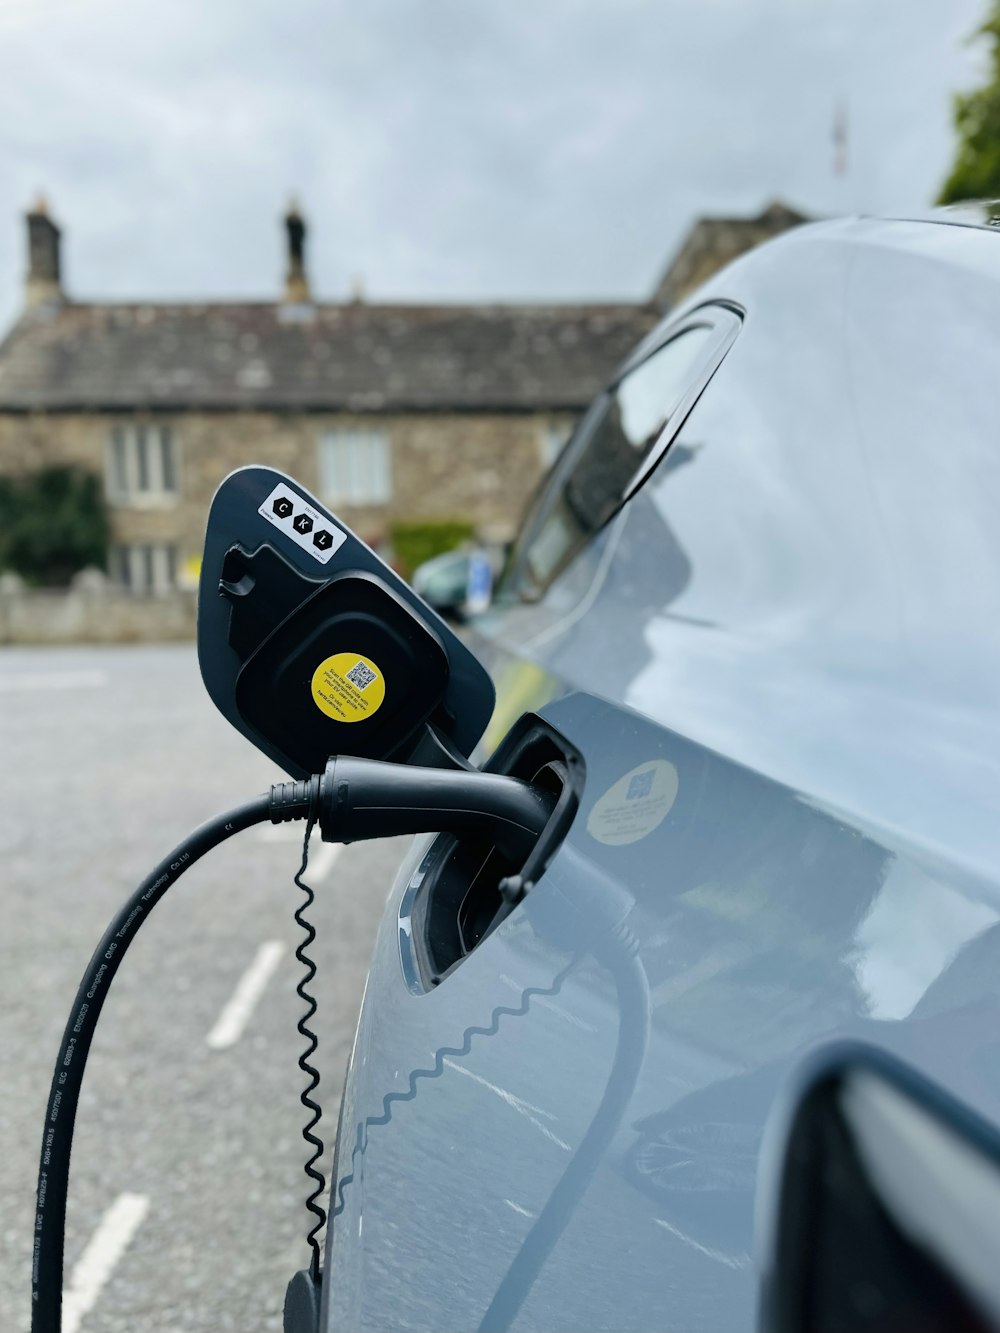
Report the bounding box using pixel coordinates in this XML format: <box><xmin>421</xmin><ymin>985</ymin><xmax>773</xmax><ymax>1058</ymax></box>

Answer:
<box><xmin>402</xmin><ymin>715</ymin><xmax>585</xmax><ymax>989</ymax></box>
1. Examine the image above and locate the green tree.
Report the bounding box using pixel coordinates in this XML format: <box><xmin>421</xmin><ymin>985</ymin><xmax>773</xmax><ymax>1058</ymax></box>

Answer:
<box><xmin>0</xmin><ymin>466</ymin><xmax>109</xmax><ymax>586</ymax></box>
<box><xmin>938</xmin><ymin>3</ymin><xmax>1000</xmax><ymax>204</ymax></box>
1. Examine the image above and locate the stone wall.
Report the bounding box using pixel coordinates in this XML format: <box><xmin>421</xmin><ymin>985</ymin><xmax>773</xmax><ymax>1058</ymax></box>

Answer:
<box><xmin>0</xmin><ymin>573</ymin><xmax>196</xmax><ymax>644</ymax></box>
<box><xmin>0</xmin><ymin>408</ymin><xmax>574</xmax><ymax>575</ymax></box>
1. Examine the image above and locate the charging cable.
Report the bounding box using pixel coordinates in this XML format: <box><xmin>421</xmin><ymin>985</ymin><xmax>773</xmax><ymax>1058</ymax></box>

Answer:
<box><xmin>477</xmin><ymin>928</ymin><xmax>649</xmax><ymax>1332</ymax></box>
<box><xmin>31</xmin><ymin>796</ymin><xmax>270</xmax><ymax>1333</ymax></box>
<box><xmin>321</xmin><ymin>847</ymin><xmax>650</xmax><ymax>1333</ymax></box>
<box><xmin>32</xmin><ymin>757</ymin><xmax>551</xmax><ymax>1333</ymax></box>
<box><xmin>478</xmin><ymin>849</ymin><xmax>651</xmax><ymax>1332</ymax></box>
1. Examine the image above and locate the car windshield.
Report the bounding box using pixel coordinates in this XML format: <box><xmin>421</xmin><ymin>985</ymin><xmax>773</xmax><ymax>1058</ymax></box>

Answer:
<box><xmin>512</xmin><ymin>323</ymin><xmax>717</xmax><ymax>598</ymax></box>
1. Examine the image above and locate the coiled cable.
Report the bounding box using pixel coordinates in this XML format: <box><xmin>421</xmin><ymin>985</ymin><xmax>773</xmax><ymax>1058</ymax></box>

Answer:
<box><xmin>292</xmin><ymin>818</ymin><xmax>327</xmax><ymax>1282</ymax></box>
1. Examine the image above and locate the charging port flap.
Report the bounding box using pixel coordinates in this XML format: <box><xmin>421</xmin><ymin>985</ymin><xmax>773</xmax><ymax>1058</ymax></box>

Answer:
<box><xmin>198</xmin><ymin>467</ymin><xmax>495</xmax><ymax>776</ymax></box>
<box><xmin>401</xmin><ymin>714</ymin><xmax>585</xmax><ymax>989</ymax></box>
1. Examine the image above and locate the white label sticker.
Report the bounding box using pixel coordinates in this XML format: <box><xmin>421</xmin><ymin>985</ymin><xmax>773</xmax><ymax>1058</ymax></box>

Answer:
<box><xmin>586</xmin><ymin>759</ymin><xmax>678</xmax><ymax>846</ymax></box>
<box><xmin>257</xmin><ymin>483</ymin><xmax>347</xmax><ymax>565</ymax></box>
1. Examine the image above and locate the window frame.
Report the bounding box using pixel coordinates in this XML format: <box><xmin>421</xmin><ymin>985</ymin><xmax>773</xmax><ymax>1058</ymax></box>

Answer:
<box><xmin>105</xmin><ymin>421</ymin><xmax>180</xmax><ymax>507</ymax></box>
<box><xmin>500</xmin><ymin>303</ymin><xmax>742</xmax><ymax>602</ymax></box>
<box><xmin>318</xmin><ymin>427</ymin><xmax>392</xmax><ymax>507</ymax></box>
<box><xmin>111</xmin><ymin>541</ymin><xmax>179</xmax><ymax>594</ymax></box>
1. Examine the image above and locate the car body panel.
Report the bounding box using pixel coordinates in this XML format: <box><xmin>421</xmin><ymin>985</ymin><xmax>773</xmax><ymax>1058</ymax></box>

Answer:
<box><xmin>323</xmin><ymin>217</ymin><xmax>1000</xmax><ymax>1331</ymax></box>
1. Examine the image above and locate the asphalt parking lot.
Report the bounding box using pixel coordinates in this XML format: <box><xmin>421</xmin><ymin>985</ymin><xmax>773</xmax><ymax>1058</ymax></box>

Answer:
<box><xmin>0</xmin><ymin>644</ymin><xmax>403</xmax><ymax>1332</ymax></box>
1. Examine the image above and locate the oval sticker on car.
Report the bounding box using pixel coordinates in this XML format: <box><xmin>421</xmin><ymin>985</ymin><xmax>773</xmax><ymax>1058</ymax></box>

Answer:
<box><xmin>586</xmin><ymin>759</ymin><xmax>678</xmax><ymax>846</ymax></box>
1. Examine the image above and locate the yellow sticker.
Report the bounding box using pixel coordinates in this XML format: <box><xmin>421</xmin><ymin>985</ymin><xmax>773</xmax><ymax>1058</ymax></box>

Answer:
<box><xmin>586</xmin><ymin>759</ymin><xmax>678</xmax><ymax>847</ymax></box>
<box><xmin>310</xmin><ymin>652</ymin><xmax>385</xmax><ymax>724</ymax></box>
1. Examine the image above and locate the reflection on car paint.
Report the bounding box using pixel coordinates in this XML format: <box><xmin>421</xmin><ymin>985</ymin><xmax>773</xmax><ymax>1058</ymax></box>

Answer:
<box><xmin>325</xmin><ymin>220</ymin><xmax>1000</xmax><ymax>1332</ymax></box>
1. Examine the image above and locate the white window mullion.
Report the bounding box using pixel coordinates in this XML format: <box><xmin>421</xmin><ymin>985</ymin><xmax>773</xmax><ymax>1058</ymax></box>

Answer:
<box><xmin>125</xmin><ymin>426</ymin><xmax>139</xmax><ymax>499</ymax></box>
<box><xmin>338</xmin><ymin>437</ymin><xmax>351</xmax><ymax>501</ymax></box>
<box><xmin>151</xmin><ymin>543</ymin><xmax>169</xmax><ymax>593</ymax></box>
<box><xmin>367</xmin><ymin>436</ymin><xmax>379</xmax><ymax>502</ymax></box>
<box><xmin>350</xmin><ymin>435</ymin><xmax>364</xmax><ymax>503</ymax></box>
<box><xmin>340</xmin><ymin>436</ymin><xmax>353</xmax><ymax>502</ymax></box>
<box><xmin>148</xmin><ymin>426</ymin><xmax>163</xmax><ymax>494</ymax></box>
<box><xmin>376</xmin><ymin>435</ymin><xmax>391</xmax><ymax>502</ymax></box>
<box><xmin>334</xmin><ymin>439</ymin><xmax>346</xmax><ymax>499</ymax></box>
<box><xmin>126</xmin><ymin>545</ymin><xmax>141</xmax><ymax>592</ymax></box>
<box><xmin>319</xmin><ymin>428</ymin><xmax>391</xmax><ymax>505</ymax></box>
<box><xmin>105</xmin><ymin>423</ymin><xmax>179</xmax><ymax>504</ymax></box>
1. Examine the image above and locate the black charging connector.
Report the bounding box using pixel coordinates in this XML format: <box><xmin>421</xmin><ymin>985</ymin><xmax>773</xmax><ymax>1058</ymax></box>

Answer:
<box><xmin>271</xmin><ymin>755</ymin><xmax>555</xmax><ymax>864</ymax></box>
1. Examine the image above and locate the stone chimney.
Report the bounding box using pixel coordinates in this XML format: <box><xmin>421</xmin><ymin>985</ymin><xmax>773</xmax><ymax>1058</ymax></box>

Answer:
<box><xmin>283</xmin><ymin>199</ymin><xmax>311</xmax><ymax>304</ymax></box>
<box><xmin>25</xmin><ymin>195</ymin><xmax>64</xmax><ymax>308</ymax></box>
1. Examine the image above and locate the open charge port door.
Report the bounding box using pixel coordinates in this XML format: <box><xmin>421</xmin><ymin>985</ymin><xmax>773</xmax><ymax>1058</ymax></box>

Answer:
<box><xmin>403</xmin><ymin>714</ymin><xmax>585</xmax><ymax>990</ymax></box>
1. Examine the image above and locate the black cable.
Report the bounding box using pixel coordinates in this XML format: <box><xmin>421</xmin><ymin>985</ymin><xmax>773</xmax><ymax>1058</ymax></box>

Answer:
<box><xmin>32</xmin><ymin>757</ymin><xmax>556</xmax><ymax>1332</ymax></box>
<box><xmin>31</xmin><ymin>795</ymin><xmax>271</xmax><ymax>1333</ymax></box>
<box><xmin>292</xmin><ymin>818</ymin><xmax>327</xmax><ymax>1282</ymax></box>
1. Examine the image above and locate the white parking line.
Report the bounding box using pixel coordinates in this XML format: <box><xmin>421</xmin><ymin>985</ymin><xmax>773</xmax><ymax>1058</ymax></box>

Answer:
<box><xmin>504</xmin><ymin>1198</ymin><xmax>536</xmax><ymax>1218</ymax></box>
<box><xmin>306</xmin><ymin>840</ymin><xmax>341</xmax><ymax>883</ymax></box>
<box><xmin>62</xmin><ymin>1191</ymin><xmax>149</xmax><ymax>1333</ymax></box>
<box><xmin>0</xmin><ymin>669</ymin><xmax>108</xmax><ymax>692</ymax></box>
<box><xmin>206</xmin><ymin>940</ymin><xmax>286</xmax><ymax>1050</ymax></box>
<box><xmin>653</xmin><ymin>1216</ymin><xmax>752</xmax><ymax>1271</ymax></box>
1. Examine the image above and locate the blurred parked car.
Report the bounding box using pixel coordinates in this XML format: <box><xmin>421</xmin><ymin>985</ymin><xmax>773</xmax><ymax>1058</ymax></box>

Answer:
<box><xmin>411</xmin><ymin>545</ymin><xmax>495</xmax><ymax>621</ymax></box>
<box><xmin>322</xmin><ymin>208</ymin><xmax>1000</xmax><ymax>1332</ymax></box>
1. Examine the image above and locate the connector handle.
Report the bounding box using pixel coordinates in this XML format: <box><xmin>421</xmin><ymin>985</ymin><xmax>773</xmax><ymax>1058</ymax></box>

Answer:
<box><xmin>318</xmin><ymin>756</ymin><xmax>554</xmax><ymax>863</ymax></box>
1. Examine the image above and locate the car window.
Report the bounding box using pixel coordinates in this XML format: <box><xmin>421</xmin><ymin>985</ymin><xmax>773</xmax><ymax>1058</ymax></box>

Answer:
<box><xmin>413</xmin><ymin>551</ymin><xmax>470</xmax><ymax>607</ymax></box>
<box><xmin>503</xmin><ymin>309</ymin><xmax>740</xmax><ymax>600</ymax></box>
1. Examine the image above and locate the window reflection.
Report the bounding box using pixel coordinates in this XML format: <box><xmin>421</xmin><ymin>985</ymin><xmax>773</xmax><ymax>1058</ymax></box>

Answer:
<box><xmin>520</xmin><ymin>324</ymin><xmax>715</xmax><ymax>595</ymax></box>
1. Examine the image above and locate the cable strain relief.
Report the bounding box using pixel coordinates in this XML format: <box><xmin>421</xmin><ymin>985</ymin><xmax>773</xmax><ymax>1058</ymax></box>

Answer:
<box><xmin>269</xmin><ymin>774</ymin><xmax>322</xmax><ymax>823</ymax></box>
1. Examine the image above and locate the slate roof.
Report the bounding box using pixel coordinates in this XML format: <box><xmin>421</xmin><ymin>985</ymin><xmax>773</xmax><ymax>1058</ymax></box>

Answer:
<box><xmin>0</xmin><ymin>300</ymin><xmax>658</xmax><ymax>413</ymax></box>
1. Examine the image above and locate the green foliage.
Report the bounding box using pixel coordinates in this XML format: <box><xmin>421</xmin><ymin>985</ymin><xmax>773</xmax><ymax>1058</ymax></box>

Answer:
<box><xmin>0</xmin><ymin>466</ymin><xmax>109</xmax><ymax>587</ymax></box>
<box><xmin>938</xmin><ymin>4</ymin><xmax>1000</xmax><ymax>204</ymax></box>
<box><xmin>390</xmin><ymin>518</ymin><xmax>475</xmax><ymax>579</ymax></box>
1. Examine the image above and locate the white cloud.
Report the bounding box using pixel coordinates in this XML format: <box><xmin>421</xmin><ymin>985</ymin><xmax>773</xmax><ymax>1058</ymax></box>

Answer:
<box><xmin>0</xmin><ymin>0</ymin><xmax>986</xmax><ymax>331</ymax></box>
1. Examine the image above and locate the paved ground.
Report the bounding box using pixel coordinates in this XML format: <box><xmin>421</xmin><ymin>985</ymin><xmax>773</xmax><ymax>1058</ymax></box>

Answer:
<box><xmin>0</xmin><ymin>644</ymin><xmax>403</xmax><ymax>1332</ymax></box>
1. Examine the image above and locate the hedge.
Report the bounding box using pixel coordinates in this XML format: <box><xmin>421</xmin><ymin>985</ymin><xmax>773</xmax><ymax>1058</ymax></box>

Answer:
<box><xmin>0</xmin><ymin>466</ymin><xmax>109</xmax><ymax>587</ymax></box>
<box><xmin>390</xmin><ymin>519</ymin><xmax>475</xmax><ymax>579</ymax></box>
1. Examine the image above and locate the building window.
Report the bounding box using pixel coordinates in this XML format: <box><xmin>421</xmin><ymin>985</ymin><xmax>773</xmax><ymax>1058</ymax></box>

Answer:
<box><xmin>539</xmin><ymin>423</ymin><xmax>571</xmax><ymax>470</ymax></box>
<box><xmin>319</xmin><ymin>428</ymin><xmax>391</xmax><ymax>505</ymax></box>
<box><xmin>111</xmin><ymin>543</ymin><xmax>178</xmax><ymax>594</ymax></box>
<box><xmin>106</xmin><ymin>423</ymin><xmax>179</xmax><ymax>504</ymax></box>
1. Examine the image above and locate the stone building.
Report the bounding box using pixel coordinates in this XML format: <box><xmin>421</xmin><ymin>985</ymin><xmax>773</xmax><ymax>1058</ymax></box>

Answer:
<box><xmin>0</xmin><ymin>202</ymin><xmax>657</xmax><ymax>592</ymax></box>
<box><xmin>652</xmin><ymin>200</ymin><xmax>808</xmax><ymax>311</ymax></box>
<box><xmin>0</xmin><ymin>198</ymin><xmax>803</xmax><ymax>593</ymax></box>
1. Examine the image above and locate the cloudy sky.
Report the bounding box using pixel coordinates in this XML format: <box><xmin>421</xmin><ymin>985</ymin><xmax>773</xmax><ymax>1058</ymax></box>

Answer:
<box><xmin>0</xmin><ymin>0</ymin><xmax>987</xmax><ymax>330</ymax></box>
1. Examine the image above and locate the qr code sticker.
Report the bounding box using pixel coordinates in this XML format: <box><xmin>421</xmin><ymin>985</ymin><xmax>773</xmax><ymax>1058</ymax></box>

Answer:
<box><xmin>345</xmin><ymin>661</ymin><xmax>378</xmax><ymax>691</ymax></box>
<box><xmin>626</xmin><ymin>770</ymin><xmax>654</xmax><ymax>801</ymax></box>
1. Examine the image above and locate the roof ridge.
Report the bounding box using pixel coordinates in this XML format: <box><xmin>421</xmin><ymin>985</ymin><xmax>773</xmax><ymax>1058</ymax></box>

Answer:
<box><xmin>21</xmin><ymin>297</ymin><xmax>654</xmax><ymax>314</ymax></box>
<box><xmin>0</xmin><ymin>295</ymin><xmax>659</xmax><ymax>412</ymax></box>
